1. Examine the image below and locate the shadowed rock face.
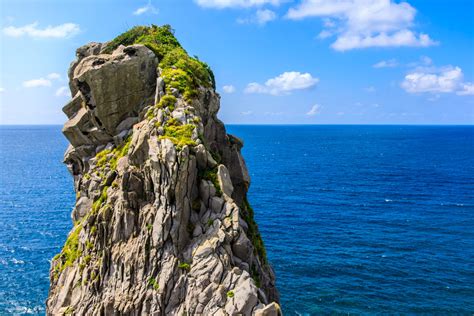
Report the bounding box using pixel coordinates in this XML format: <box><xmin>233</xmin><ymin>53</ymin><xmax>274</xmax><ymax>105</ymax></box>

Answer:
<box><xmin>48</xmin><ymin>31</ymin><xmax>280</xmax><ymax>316</ymax></box>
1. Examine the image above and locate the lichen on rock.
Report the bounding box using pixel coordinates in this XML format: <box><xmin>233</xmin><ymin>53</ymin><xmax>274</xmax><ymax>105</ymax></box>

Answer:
<box><xmin>48</xmin><ymin>24</ymin><xmax>280</xmax><ymax>315</ymax></box>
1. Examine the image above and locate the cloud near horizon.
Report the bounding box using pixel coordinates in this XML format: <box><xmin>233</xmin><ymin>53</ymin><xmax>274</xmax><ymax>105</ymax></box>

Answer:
<box><xmin>286</xmin><ymin>0</ymin><xmax>437</xmax><ymax>51</ymax></box>
<box><xmin>245</xmin><ymin>71</ymin><xmax>319</xmax><ymax>95</ymax></box>
<box><xmin>3</xmin><ymin>22</ymin><xmax>80</xmax><ymax>39</ymax></box>
<box><xmin>306</xmin><ymin>104</ymin><xmax>322</xmax><ymax>116</ymax></box>
<box><xmin>401</xmin><ymin>65</ymin><xmax>474</xmax><ymax>95</ymax></box>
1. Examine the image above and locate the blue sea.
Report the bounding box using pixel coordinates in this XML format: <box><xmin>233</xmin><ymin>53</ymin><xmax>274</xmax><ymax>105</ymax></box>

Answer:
<box><xmin>0</xmin><ymin>125</ymin><xmax>473</xmax><ymax>315</ymax></box>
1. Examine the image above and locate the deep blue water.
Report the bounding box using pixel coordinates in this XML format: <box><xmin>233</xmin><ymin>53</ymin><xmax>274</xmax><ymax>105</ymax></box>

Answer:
<box><xmin>0</xmin><ymin>125</ymin><xmax>473</xmax><ymax>315</ymax></box>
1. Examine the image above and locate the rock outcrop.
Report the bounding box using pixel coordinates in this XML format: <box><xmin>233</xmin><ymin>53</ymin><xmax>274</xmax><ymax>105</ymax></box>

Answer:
<box><xmin>47</xmin><ymin>25</ymin><xmax>280</xmax><ymax>315</ymax></box>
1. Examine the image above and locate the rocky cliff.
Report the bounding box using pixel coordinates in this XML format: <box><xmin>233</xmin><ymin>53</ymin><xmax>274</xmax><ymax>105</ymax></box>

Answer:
<box><xmin>47</xmin><ymin>25</ymin><xmax>280</xmax><ymax>315</ymax></box>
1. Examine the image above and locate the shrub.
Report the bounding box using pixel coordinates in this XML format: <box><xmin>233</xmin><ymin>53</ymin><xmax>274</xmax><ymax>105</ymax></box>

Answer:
<box><xmin>178</xmin><ymin>262</ymin><xmax>191</xmax><ymax>271</ymax></box>
<box><xmin>199</xmin><ymin>167</ymin><xmax>222</xmax><ymax>196</ymax></box>
<box><xmin>55</xmin><ymin>224</ymin><xmax>82</xmax><ymax>272</ymax></box>
<box><xmin>157</xmin><ymin>94</ymin><xmax>177</xmax><ymax>110</ymax></box>
<box><xmin>227</xmin><ymin>291</ymin><xmax>234</xmax><ymax>298</ymax></box>
<box><xmin>148</xmin><ymin>277</ymin><xmax>160</xmax><ymax>290</ymax></box>
<box><xmin>242</xmin><ymin>198</ymin><xmax>267</xmax><ymax>265</ymax></box>
<box><xmin>159</xmin><ymin>120</ymin><xmax>196</xmax><ymax>149</ymax></box>
<box><xmin>103</xmin><ymin>24</ymin><xmax>181</xmax><ymax>59</ymax></box>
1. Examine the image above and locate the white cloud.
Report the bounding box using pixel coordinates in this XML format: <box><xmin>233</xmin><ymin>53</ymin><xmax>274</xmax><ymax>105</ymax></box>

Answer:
<box><xmin>237</xmin><ymin>9</ymin><xmax>277</xmax><ymax>25</ymax></box>
<box><xmin>55</xmin><ymin>86</ymin><xmax>70</xmax><ymax>97</ymax></box>
<box><xmin>365</xmin><ymin>86</ymin><xmax>376</xmax><ymax>92</ymax></box>
<box><xmin>47</xmin><ymin>73</ymin><xmax>61</xmax><ymax>80</ymax></box>
<box><xmin>222</xmin><ymin>85</ymin><xmax>236</xmax><ymax>93</ymax></box>
<box><xmin>241</xmin><ymin>110</ymin><xmax>253</xmax><ymax>115</ymax></box>
<box><xmin>133</xmin><ymin>2</ymin><xmax>158</xmax><ymax>15</ymax></box>
<box><xmin>317</xmin><ymin>29</ymin><xmax>334</xmax><ymax>39</ymax></box>
<box><xmin>401</xmin><ymin>65</ymin><xmax>472</xmax><ymax>95</ymax></box>
<box><xmin>23</xmin><ymin>78</ymin><xmax>52</xmax><ymax>88</ymax></box>
<box><xmin>256</xmin><ymin>9</ymin><xmax>277</xmax><ymax>24</ymax></box>
<box><xmin>195</xmin><ymin>0</ymin><xmax>282</xmax><ymax>8</ymax></box>
<box><xmin>306</xmin><ymin>104</ymin><xmax>321</xmax><ymax>116</ymax></box>
<box><xmin>457</xmin><ymin>83</ymin><xmax>474</xmax><ymax>96</ymax></box>
<box><xmin>373</xmin><ymin>59</ymin><xmax>398</xmax><ymax>68</ymax></box>
<box><xmin>3</xmin><ymin>22</ymin><xmax>80</xmax><ymax>39</ymax></box>
<box><xmin>23</xmin><ymin>72</ymin><xmax>61</xmax><ymax>88</ymax></box>
<box><xmin>332</xmin><ymin>30</ymin><xmax>436</xmax><ymax>51</ymax></box>
<box><xmin>0</xmin><ymin>87</ymin><xmax>5</xmax><ymax>93</ymax></box>
<box><xmin>286</xmin><ymin>0</ymin><xmax>437</xmax><ymax>51</ymax></box>
<box><xmin>245</xmin><ymin>71</ymin><xmax>319</xmax><ymax>95</ymax></box>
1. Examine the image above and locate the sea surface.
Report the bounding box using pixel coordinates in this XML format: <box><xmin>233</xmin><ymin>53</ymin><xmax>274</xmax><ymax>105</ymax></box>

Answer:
<box><xmin>0</xmin><ymin>125</ymin><xmax>473</xmax><ymax>315</ymax></box>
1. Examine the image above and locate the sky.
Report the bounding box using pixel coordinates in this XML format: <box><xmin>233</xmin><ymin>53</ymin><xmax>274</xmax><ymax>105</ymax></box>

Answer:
<box><xmin>0</xmin><ymin>0</ymin><xmax>473</xmax><ymax>125</ymax></box>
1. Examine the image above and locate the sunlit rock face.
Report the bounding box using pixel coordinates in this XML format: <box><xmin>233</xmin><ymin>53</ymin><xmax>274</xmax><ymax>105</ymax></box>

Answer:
<box><xmin>47</xmin><ymin>25</ymin><xmax>280</xmax><ymax>316</ymax></box>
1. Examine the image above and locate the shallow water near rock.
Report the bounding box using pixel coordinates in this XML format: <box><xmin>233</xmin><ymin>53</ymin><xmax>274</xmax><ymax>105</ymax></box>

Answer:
<box><xmin>0</xmin><ymin>125</ymin><xmax>473</xmax><ymax>314</ymax></box>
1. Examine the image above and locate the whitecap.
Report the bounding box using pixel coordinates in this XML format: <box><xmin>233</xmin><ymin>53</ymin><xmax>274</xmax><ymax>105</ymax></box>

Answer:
<box><xmin>385</xmin><ymin>199</ymin><xmax>393</xmax><ymax>202</ymax></box>
<box><xmin>11</xmin><ymin>258</ymin><xmax>25</xmax><ymax>264</ymax></box>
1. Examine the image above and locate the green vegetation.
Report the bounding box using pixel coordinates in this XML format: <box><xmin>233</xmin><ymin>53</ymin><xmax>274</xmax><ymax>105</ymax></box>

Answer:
<box><xmin>226</xmin><ymin>290</ymin><xmax>234</xmax><ymax>298</ymax></box>
<box><xmin>157</xmin><ymin>94</ymin><xmax>177</xmax><ymax>110</ymax></box>
<box><xmin>251</xmin><ymin>265</ymin><xmax>262</xmax><ymax>288</ymax></box>
<box><xmin>178</xmin><ymin>262</ymin><xmax>191</xmax><ymax>271</ymax></box>
<box><xmin>105</xmin><ymin>24</ymin><xmax>215</xmax><ymax>114</ymax></box>
<box><xmin>146</xmin><ymin>223</ymin><xmax>153</xmax><ymax>231</ymax></box>
<box><xmin>198</xmin><ymin>167</ymin><xmax>222</xmax><ymax>196</ymax></box>
<box><xmin>102</xmin><ymin>25</ymin><xmax>180</xmax><ymax>59</ymax></box>
<box><xmin>92</xmin><ymin>186</ymin><xmax>109</xmax><ymax>214</ymax></box>
<box><xmin>64</xmin><ymin>306</ymin><xmax>74</xmax><ymax>315</ymax></box>
<box><xmin>242</xmin><ymin>198</ymin><xmax>267</xmax><ymax>265</ymax></box>
<box><xmin>95</xmin><ymin>136</ymin><xmax>132</xmax><ymax>171</ymax></box>
<box><xmin>159</xmin><ymin>118</ymin><xmax>196</xmax><ymax>149</ymax></box>
<box><xmin>148</xmin><ymin>277</ymin><xmax>160</xmax><ymax>290</ymax></box>
<box><xmin>207</xmin><ymin>219</ymin><xmax>214</xmax><ymax>227</ymax></box>
<box><xmin>54</xmin><ymin>223</ymin><xmax>82</xmax><ymax>273</ymax></box>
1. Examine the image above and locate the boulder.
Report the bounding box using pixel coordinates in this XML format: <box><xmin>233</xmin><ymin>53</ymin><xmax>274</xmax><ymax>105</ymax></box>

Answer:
<box><xmin>73</xmin><ymin>44</ymin><xmax>158</xmax><ymax>134</ymax></box>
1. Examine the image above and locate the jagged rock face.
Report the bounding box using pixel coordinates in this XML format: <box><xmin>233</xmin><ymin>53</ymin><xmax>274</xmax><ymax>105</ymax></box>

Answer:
<box><xmin>48</xmin><ymin>38</ymin><xmax>280</xmax><ymax>315</ymax></box>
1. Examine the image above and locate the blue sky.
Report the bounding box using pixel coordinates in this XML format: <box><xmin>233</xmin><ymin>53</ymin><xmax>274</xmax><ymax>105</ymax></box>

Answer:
<box><xmin>0</xmin><ymin>0</ymin><xmax>473</xmax><ymax>125</ymax></box>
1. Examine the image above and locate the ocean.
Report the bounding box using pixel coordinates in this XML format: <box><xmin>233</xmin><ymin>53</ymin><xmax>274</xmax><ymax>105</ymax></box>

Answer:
<box><xmin>0</xmin><ymin>125</ymin><xmax>473</xmax><ymax>314</ymax></box>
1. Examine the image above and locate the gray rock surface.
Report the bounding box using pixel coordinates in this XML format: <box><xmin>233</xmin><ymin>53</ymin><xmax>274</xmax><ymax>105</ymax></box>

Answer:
<box><xmin>48</xmin><ymin>39</ymin><xmax>280</xmax><ymax>315</ymax></box>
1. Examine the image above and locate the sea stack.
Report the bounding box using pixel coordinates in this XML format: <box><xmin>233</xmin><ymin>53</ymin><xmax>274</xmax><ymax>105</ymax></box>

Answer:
<box><xmin>47</xmin><ymin>25</ymin><xmax>280</xmax><ymax>315</ymax></box>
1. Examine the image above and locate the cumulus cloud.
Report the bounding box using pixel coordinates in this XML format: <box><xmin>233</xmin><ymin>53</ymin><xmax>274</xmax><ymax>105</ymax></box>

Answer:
<box><xmin>133</xmin><ymin>1</ymin><xmax>158</xmax><ymax>15</ymax></box>
<box><xmin>23</xmin><ymin>73</ymin><xmax>61</xmax><ymax>88</ymax></box>
<box><xmin>47</xmin><ymin>73</ymin><xmax>61</xmax><ymax>80</ymax></box>
<box><xmin>222</xmin><ymin>85</ymin><xmax>236</xmax><ymax>93</ymax></box>
<box><xmin>238</xmin><ymin>9</ymin><xmax>277</xmax><ymax>25</ymax></box>
<box><xmin>245</xmin><ymin>71</ymin><xmax>319</xmax><ymax>95</ymax></box>
<box><xmin>195</xmin><ymin>0</ymin><xmax>281</xmax><ymax>8</ymax></box>
<box><xmin>23</xmin><ymin>78</ymin><xmax>52</xmax><ymax>88</ymax></box>
<box><xmin>3</xmin><ymin>22</ymin><xmax>80</xmax><ymax>38</ymax></box>
<box><xmin>401</xmin><ymin>65</ymin><xmax>473</xmax><ymax>96</ymax></box>
<box><xmin>373</xmin><ymin>59</ymin><xmax>398</xmax><ymax>68</ymax></box>
<box><xmin>255</xmin><ymin>9</ymin><xmax>277</xmax><ymax>24</ymax></box>
<box><xmin>55</xmin><ymin>86</ymin><xmax>70</xmax><ymax>97</ymax></box>
<box><xmin>306</xmin><ymin>104</ymin><xmax>321</xmax><ymax>116</ymax></box>
<box><xmin>286</xmin><ymin>0</ymin><xmax>437</xmax><ymax>51</ymax></box>
<box><xmin>457</xmin><ymin>83</ymin><xmax>474</xmax><ymax>96</ymax></box>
